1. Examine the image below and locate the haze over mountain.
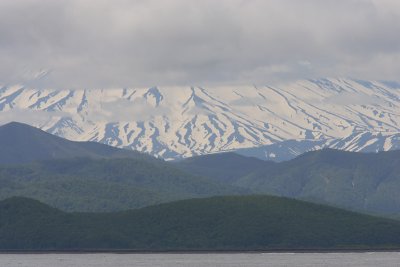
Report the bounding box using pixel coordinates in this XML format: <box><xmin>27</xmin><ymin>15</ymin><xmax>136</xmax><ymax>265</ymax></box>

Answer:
<box><xmin>1</xmin><ymin>78</ymin><xmax>400</xmax><ymax>160</ymax></box>
<box><xmin>2</xmin><ymin>195</ymin><xmax>400</xmax><ymax>250</ymax></box>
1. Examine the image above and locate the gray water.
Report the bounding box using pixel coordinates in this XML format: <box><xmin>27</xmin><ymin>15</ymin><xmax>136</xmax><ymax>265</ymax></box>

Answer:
<box><xmin>0</xmin><ymin>252</ymin><xmax>399</xmax><ymax>267</ymax></box>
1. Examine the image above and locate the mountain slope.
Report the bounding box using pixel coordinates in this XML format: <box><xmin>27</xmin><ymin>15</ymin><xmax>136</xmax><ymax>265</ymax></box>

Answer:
<box><xmin>0</xmin><ymin>122</ymin><xmax>247</xmax><ymax>211</ymax></box>
<box><xmin>176</xmin><ymin>149</ymin><xmax>400</xmax><ymax>217</ymax></box>
<box><xmin>0</xmin><ymin>157</ymin><xmax>244</xmax><ymax>212</ymax></box>
<box><xmin>236</xmin><ymin>149</ymin><xmax>400</xmax><ymax>216</ymax></box>
<box><xmin>1</xmin><ymin>78</ymin><xmax>400</xmax><ymax>159</ymax></box>
<box><xmin>2</xmin><ymin>196</ymin><xmax>400</xmax><ymax>250</ymax></box>
<box><xmin>0</xmin><ymin>121</ymin><xmax>147</xmax><ymax>164</ymax></box>
<box><xmin>175</xmin><ymin>152</ymin><xmax>270</xmax><ymax>184</ymax></box>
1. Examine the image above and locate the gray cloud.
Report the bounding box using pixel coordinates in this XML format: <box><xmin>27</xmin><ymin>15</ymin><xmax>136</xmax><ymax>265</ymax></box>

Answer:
<box><xmin>1</xmin><ymin>0</ymin><xmax>400</xmax><ymax>88</ymax></box>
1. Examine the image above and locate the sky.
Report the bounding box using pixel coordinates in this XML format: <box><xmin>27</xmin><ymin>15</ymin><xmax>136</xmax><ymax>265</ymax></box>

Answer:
<box><xmin>1</xmin><ymin>0</ymin><xmax>400</xmax><ymax>89</ymax></box>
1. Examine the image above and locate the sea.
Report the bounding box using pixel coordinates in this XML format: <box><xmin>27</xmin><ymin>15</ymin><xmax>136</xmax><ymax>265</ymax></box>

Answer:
<box><xmin>0</xmin><ymin>252</ymin><xmax>399</xmax><ymax>267</ymax></box>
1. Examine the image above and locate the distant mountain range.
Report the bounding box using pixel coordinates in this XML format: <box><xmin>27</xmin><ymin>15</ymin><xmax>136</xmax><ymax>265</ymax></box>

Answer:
<box><xmin>1</xmin><ymin>78</ymin><xmax>400</xmax><ymax>160</ymax></box>
<box><xmin>2</xmin><ymin>196</ymin><xmax>400</xmax><ymax>250</ymax></box>
<box><xmin>1</xmin><ymin>122</ymin><xmax>400</xmax><ymax>217</ymax></box>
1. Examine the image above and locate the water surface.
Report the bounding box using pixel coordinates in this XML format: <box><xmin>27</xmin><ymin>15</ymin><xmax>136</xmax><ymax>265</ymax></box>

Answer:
<box><xmin>0</xmin><ymin>252</ymin><xmax>399</xmax><ymax>267</ymax></box>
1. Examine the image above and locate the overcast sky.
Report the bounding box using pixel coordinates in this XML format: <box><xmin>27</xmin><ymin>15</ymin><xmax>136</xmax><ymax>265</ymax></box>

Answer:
<box><xmin>1</xmin><ymin>0</ymin><xmax>399</xmax><ymax>89</ymax></box>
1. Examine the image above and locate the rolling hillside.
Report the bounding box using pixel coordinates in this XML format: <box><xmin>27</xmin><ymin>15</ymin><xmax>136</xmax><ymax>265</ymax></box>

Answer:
<box><xmin>2</xmin><ymin>195</ymin><xmax>400</xmax><ymax>250</ymax></box>
<box><xmin>178</xmin><ymin>149</ymin><xmax>400</xmax><ymax>217</ymax></box>
<box><xmin>236</xmin><ymin>149</ymin><xmax>400</xmax><ymax>216</ymax></box>
<box><xmin>0</xmin><ymin>157</ymin><xmax>244</xmax><ymax>212</ymax></box>
<box><xmin>2</xmin><ymin>121</ymin><xmax>400</xmax><ymax>217</ymax></box>
<box><xmin>0</xmin><ymin>122</ymin><xmax>244</xmax><ymax>212</ymax></box>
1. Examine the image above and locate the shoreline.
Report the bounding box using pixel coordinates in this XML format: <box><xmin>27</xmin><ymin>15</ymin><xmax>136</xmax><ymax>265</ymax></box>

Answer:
<box><xmin>1</xmin><ymin>248</ymin><xmax>400</xmax><ymax>254</ymax></box>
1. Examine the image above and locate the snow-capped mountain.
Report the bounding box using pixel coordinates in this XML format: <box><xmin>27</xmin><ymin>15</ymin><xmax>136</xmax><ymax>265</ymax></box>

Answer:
<box><xmin>0</xmin><ymin>78</ymin><xmax>400</xmax><ymax>160</ymax></box>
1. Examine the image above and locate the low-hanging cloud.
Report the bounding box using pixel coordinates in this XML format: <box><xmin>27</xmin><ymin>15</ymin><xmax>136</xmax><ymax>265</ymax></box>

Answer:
<box><xmin>1</xmin><ymin>0</ymin><xmax>400</xmax><ymax>88</ymax></box>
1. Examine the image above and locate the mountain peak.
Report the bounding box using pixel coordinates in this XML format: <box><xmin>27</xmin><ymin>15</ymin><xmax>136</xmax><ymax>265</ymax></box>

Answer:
<box><xmin>0</xmin><ymin>121</ymin><xmax>56</xmax><ymax>141</ymax></box>
<box><xmin>0</xmin><ymin>121</ymin><xmax>146</xmax><ymax>164</ymax></box>
<box><xmin>1</xmin><ymin>121</ymin><xmax>35</xmax><ymax>129</ymax></box>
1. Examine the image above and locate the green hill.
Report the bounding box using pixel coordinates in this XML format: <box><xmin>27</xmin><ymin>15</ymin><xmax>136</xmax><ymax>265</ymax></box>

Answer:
<box><xmin>178</xmin><ymin>149</ymin><xmax>400</xmax><ymax>217</ymax></box>
<box><xmin>235</xmin><ymin>149</ymin><xmax>400</xmax><ymax>216</ymax></box>
<box><xmin>1</xmin><ymin>195</ymin><xmax>400</xmax><ymax>250</ymax></box>
<box><xmin>0</xmin><ymin>122</ymin><xmax>246</xmax><ymax>212</ymax></box>
<box><xmin>3</xmin><ymin>121</ymin><xmax>400</xmax><ymax>218</ymax></box>
<box><xmin>0</xmin><ymin>157</ymin><xmax>245</xmax><ymax>212</ymax></box>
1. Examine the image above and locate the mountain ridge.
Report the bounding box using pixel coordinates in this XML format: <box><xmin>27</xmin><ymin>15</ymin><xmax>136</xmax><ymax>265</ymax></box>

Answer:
<box><xmin>0</xmin><ymin>122</ymin><xmax>246</xmax><ymax>211</ymax></box>
<box><xmin>1</xmin><ymin>121</ymin><xmax>400</xmax><ymax>216</ymax></box>
<box><xmin>0</xmin><ymin>121</ymin><xmax>148</xmax><ymax>164</ymax></box>
<box><xmin>1</xmin><ymin>78</ymin><xmax>400</xmax><ymax>159</ymax></box>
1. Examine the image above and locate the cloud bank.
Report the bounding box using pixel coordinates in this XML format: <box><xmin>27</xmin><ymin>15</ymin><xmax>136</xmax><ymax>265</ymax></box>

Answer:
<box><xmin>1</xmin><ymin>0</ymin><xmax>400</xmax><ymax>88</ymax></box>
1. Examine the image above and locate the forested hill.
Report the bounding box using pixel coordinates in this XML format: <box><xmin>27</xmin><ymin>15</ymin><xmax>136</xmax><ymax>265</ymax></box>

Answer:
<box><xmin>1</xmin><ymin>195</ymin><xmax>400</xmax><ymax>250</ymax></box>
<box><xmin>177</xmin><ymin>149</ymin><xmax>400</xmax><ymax>217</ymax></box>
<box><xmin>0</xmin><ymin>157</ymin><xmax>244</xmax><ymax>212</ymax></box>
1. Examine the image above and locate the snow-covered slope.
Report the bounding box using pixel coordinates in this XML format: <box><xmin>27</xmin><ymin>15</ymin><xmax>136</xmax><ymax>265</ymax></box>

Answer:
<box><xmin>0</xmin><ymin>78</ymin><xmax>399</xmax><ymax>160</ymax></box>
